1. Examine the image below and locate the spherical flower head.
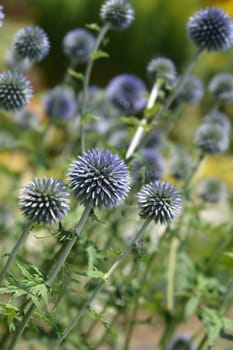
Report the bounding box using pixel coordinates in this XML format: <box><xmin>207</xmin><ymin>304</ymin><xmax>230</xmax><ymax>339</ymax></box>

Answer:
<box><xmin>187</xmin><ymin>7</ymin><xmax>233</xmax><ymax>52</ymax></box>
<box><xmin>198</xmin><ymin>178</ymin><xmax>226</xmax><ymax>203</ymax></box>
<box><xmin>107</xmin><ymin>74</ymin><xmax>147</xmax><ymax>115</ymax></box>
<box><xmin>145</xmin><ymin>129</ymin><xmax>164</xmax><ymax>150</ymax></box>
<box><xmin>169</xmin><ymin>149</ymin><xmax>192</xmax><ymax>180</ymax></box>
<box><xmin>167</xmin><ymin>334</ymin><xmax>196</xmax><ymax>350</ymax></box>
<box><xmin>203</xmin><ymin>110</ymin><xmax>231</xmax><ymax>133</ymax></box>
<box><xmin>63</xmin><ymin>28</ymin><xmax>96</xmax><ymax>63</ymax></box>
<box><xmin>208</xmin><ymin>73</ymin><xmax>233</xmax><ymax>103</ymax></box>
<box><xmin>5</xmin><ymin>48</ymin><xmax>31</xmax><ymax>72</ymax></box>
<box><xmin>19</xmin><ymin>177</ymin><xmax>70</xmax><ymax>225</ymax></box>
<box><xmin>14</xmin><ymin>26</ymin><xmax>50</xmax><ymax>63</ymax></box>
<box><xmin>195</xmin><ymin>123</ymin><xmax>229</xmax><ymax>154</ymax></box>
<box><xmin>100</xmin><ymin>0</ymin><xmax>135</xmax><ymax>30</ymax></box>
<box><xmin>0</xmin><ymin>70</ymin><xmax>32</xmax><ymax>111</ymax></box>
<box><xmin>176</xmin><ymin>75</ymin><xmax>203</xmax><ymax>104</ymax></box>
<box><xmin>43</xmin><ymin>86</ymin><xmax>77</xmax><ymax>120</ymax></box>
<box><xmin>68</xmin><ymin>149</ymin><xmax>130</xmax><ymax>210</ymax></box>
<box><xmin>137</xmin><ymin>181</ymin><xmax>182</xmax><ymax>225</ymax></box>
<box><xmin>132</xmin><ymin>149</ymin><xmax>164</xmax><ymax>184</ymax></box>
<box><xmin>14</xmin><ymin>108</ymin><xmax>39</xmax><ymax>129</ymax></box>
<box><xmin>146</xmin><ymin>57</ymin><xmax>177</xmax><ymax>86</ymax></box>
<box><xmin>0</xmin><ymin>5</ymin><xmax>4</xmax><ymax>27</ymax></box>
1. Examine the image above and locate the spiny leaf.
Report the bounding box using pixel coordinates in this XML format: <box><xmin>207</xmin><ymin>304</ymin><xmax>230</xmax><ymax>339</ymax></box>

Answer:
<box><xmin>88</xmin><ymin>307</ymin><xmax>111</xmax><ymax>331</ymax></box>
<box><xmin>90</xmin><ymin>50</ymin><xmax>109</xmax><ymax>61</ymax></box>
<box><xmin>81</xmin><ymin>113</ymin><xmax>99</xmax><ymax>125</ymax></box>
<box><xmin>144</xmin><ymin>103</ymin><xmax>161</xmax><ymax>118</ymax></box>
<box><xmin>85</xmin><ymin>23</ymin><xmax>100</xmax><ymax>32</ymax></box>
<box><xmin>68</xmin><ymin>69</ymin><xmax>84</xmax><ymax>81</ymax></box>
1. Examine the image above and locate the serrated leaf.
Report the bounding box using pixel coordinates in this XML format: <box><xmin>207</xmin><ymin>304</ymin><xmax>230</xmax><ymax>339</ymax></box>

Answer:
<box><xmin>81</xmin><ymin>113</ymin><xmax>99</xmax><ymax>125</ymax></box>
<box><xmin>90</xmin><ymin>50</ymin><xmax>109</xmax><ymax>61</ymax></box>
<box><xmin>85</xmin><ymin>23</ymin><xmax>100</xmax><ymax>32</ymax></box>
<box><xmin>88</xmin><ymin>307</ymin><xmax>111</xmax><ymax>331</ymax></box>
<box><xmin>144</xmin><ymin>103</ymin><xmax>161</xmax><ymax>118</ymax></box>
<box><xmin>68</xmin><ymin>69</ymin><xmax>84</xmax><ymax>81</ymax></box>
<box><xmin>185</xmin><ymin>296</ymin><xmax>199</xmax><ymax>318</ymax></box>
<box><xmin>87</xmin><ymin>267</ymin><xmax>105</xmax><ymax>279</ymax></box>
<box><xmin>118</xmin><ymin>116</ymin><xmax>140</xmax><ymax>126</ymax></box>
<box><xmin>223</xmin><ymin>317</ymin><xmax>233</xmax><ymax>332</ymax></box>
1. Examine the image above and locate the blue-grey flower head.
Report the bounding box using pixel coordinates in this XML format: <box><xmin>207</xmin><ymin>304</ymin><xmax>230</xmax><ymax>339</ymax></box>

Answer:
<box><xmin>5</xmin><ymin>48</ymin><xmax>31</xmax><ymax>72</ymax></box>
<box><xmin>132</xmin><ymin>149</ymin><xmax>164</xmax><ymax>184</ymax></box>
<box><xmin>137</xmin><ymin>181</ymin><xmax>182</xmax><ymax>224</ymax></box>
<box><xmin>0</xmin><ymin>71</ymin><xmax>32</xmax><ymax>111</ymax></box>
<box><xmin>14</xmin><ymin>109</ymin><xmax>39</xmax><ymax>129</ymax></box>
<box><xmin>208</xmin><ymin>73</ymin><xmax>233</xmax><ymax>103</ymax></box>
<box><xmin>198</xmin><ymin>178</ymin><xmax>226</xmax><ymax>204</ymax></box>
<box><xmin>195</xmin><ymin>123</ymin><xmax>229</xmax><ymax>154</ymax></box>
<box><xmin>167</xmin><ymin>334</ymin><xmax>197</xmax><ymax>350</ymax></box>
<box><xmin>100</xmin><ymin>0</ymin><xmax>135</xmax><ymax>30</ymax></box>
<box><xmin>68</xmin><ymin>149</ymin><xmax>130</xmax><ymax>210</ymax></box>
<box><xmin>146</xmin><ymin>57</ymin><xmax>177</xmax><ymax>86</ymax></box>
<box><xmin>14</xmin><ymin>26</ymin><xmax>50</xmax><ymax>63</ymax></box>
<box><xmin>203</xmin><ymin>110</ymin><xmax>231</xmax><ymax>133</ymax></box>
<box><xmin>0</xmin><ymin>6</ymin><xmax>4</xmax><ymax>27</ymax></box>
<box><xmin>63</xmin><ymin>28</ymin><xmax>96</xmax><ymax>63</ymax></box>
<box><xmin>176</xmin><ymin>75</ymin><xmax>203</xmax><ymax>104</ymax></box>
<box><xmin>169</xmin><ymin>149</ymin><xmax>192</xmax><ymax>180</ymax></box>
<box><xmin>43</xmin><ymin>86</ymin><xmax>77</xmax><ymax>120</ymax></box>
<box><xmin>187</xmin><ymin>7</ymin><xmax>233</xmax><ymax>52</ymax></box>
<box><xmin>145</xmin><ymin>129</ymin><xmax>164</xmax><ymax>150</ymax></box>
<box><xmin>107</xmin><ymin>74</ymin><xmax>147</xmax><ymax>115</ymax></box>
<box><xmin>19</xmin><ymin>177</ymin><xmax>70</xmax><ymax>225</ymax></box>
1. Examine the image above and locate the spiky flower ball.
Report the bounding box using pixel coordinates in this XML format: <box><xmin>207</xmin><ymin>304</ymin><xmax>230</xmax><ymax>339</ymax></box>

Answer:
<box><xmin>5</xmin><ymin>48</ymin><xmax>31</xmax><ymax>71</ymax></box>
<box><xmin>14</xmin><ymin>109</ymin><xmax>39</xmax><ymax>129</ymax></box>
<box><xmin>137</xmin><ymin>181</ymin><xmax>182</xmax><ymax>224</ymax></box>
<box><xmin>68</xmin><ymin>149</ymin><xmax>130</xmax><ymax>210</ymax></box>
<box><xmin>132</xmin><ymin>149</ymin><xmax>164</xmax><ymax>184</ymax></box>
<box><xmin>195</xmin><ymin>123</ymin><xmax>229</xmax><ymax>154</ymax></box>
<box><xmin>208</xmin><ymin>73</ymin><xmax>233</xmax><ymax>103</ymax></box>
<box><xmin>14</xmin><ymin>26</ymin><xmax>50</xmax><ymax>63</ymax></box>
<box><xmin>0</xmin><ymin>5</ymin><xmax>4</xmax><ymax>27</ymax></box>
<box><xmin>146</xmin><ymin>57</ymin><xmax>177</xmax><ymax>86</ymax></box>
<box><xmin>176</xmin><ymin>75</ymin><xmax>203</xmax><ymax>104</ymax></box>
<box><xmin>107</xmin><ymin>74</ymin><xmax>147</xmax><ymax>115</ymax></box>
<box><xmin>169</xmin><ymin>149</ymin><xmax>192</xmax><ymax>180</ymax></box>
<box><xmin>198</xmin><ymin>178</ymin><xmax>226</xmax><ymax>203</ymax></box>
<box><xmin>203</xmin><ymin>111</ymin><xmax>231</xmax><ymax>133</ymax></box>
<box><xmin>167</xmin><ymin>334</ymin><xmax>196</xmax><ymax>350</ymax></box>
<box><xmin>19</xmin><ymin>177</ymin><xmax>70</xmax><ymax>225</ymax></box>
<box><xmin>63</xmin><ymin>29</ymin><xmax>96</xmax><ymax>63</ymax></box>
<box><xmin>187</xmin><ymin>7</ymin><xmax>233</xmax><ymax>52</ymax></box>
<box><xmin>100</xmin><ymin>0</ymin><xmax>135</xmax><ymax>30</ymax></box>
<box><xmin>0</xmin><ymin>71</ymin><xmax>32</xmax><ymax>111</ymax></box>
<box><xmin>43</xmin><ymin>86</ymin><xmax>77</xmax><ymax>120</ymax></box>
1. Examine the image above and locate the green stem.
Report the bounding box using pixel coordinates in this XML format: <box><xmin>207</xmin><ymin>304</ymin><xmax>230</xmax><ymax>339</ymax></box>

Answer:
<box><xmin>125</xmin><ymin>79</ymin><xmax>163</xmax><ymax>160</ymax></box>
<box><xmin>197</xmin><ymin>334</ymin><xmax>208</xmax><ymax>350</ymax></box>
<box><xmin>183</xmin><ymin>151</ymin><xmax>205</xmax><ymax>198</ymax></box>
<box><xmin>0</xmin><ymin>221</ymin><xmax>34</xmax><ymax>287</ymax></box>
<box><xmin>54</xmin><ymin>217</ymin><xmax>153</xmax><ymax>348</ymax></box>
<box><xmin>8</xmin><ymin>204</ymin><xmax>92</xmax><ymax>350</ymax></box>
<box><xmin>167</xmin><ymin>237</ymin><xmax>179</xmax><ymax>313</ymax></box>
<box><xmin>80</xmin><ymin>23</ymin><xmax>110</xmax><ymax>152</ymax></box>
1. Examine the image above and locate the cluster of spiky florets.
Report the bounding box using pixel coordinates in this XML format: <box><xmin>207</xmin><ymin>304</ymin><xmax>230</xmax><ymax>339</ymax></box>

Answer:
<box><xmin>68</xmin><ymin>149</ymin><xmax>130</xmax><ymax>210</ymax></box>
<box><xmin>137</xmin><ymin>181</ymin><xmax>182</xmax><ymax>224</ymax></box>
<box><xmin>100</xmin><ymin>0</ymin><xmax>135</xmax><ymax>30</ymax></box>
<box><xmin>146</xmin><ymin>57</ymin><xmax>177</xmax><ymax>86</ymax></box>
<box><xmin>176</xmin><ymin>75</ymin><xmax>203</xmax><ymax>104</ymax></box>
<box><xmin>132</xmin><ymin>149</ymin><xmax>164</xmax><ymax>184</ymax></box>
<box><xmin>0</xmin><ymin>71</ymin><xmax>32</xmax><ymax>111</ymax></box>
<box><xmin>187</xmin><ymin>7</ymin><xmax>233</xmax><ymax>52</ymax></box>
<box><xmin>167</xmin><ymin>334</ymin><xmax>197</xmax><ymax>350</ymax></box>
<box><xmin>169</xmin><ymin>148</ymin><xmax>192</xmax><ymax>180</ymax></box>
<box><xmin>107</xmin><ymin>74</ymin><xmax>147</xmax><ymax>115</ymax></box>
<box><xmin>195</xmin><ymin>123</ymin><xmax>229</xmax><ymax>154</ymax></box>
<box><xmin>19</xmin><ymin>177</ymin><xmax>70</xmax><ymax>225</ymax></box>
<box><xmin>198</xmin><ymin>178</ymin><xmax>226</xmax><ymax>204</ymax></box>
<box><xmin>208</xmin><ymin>73</ymin><xmax>233</xmax><ymax>103</ymax></box>
<box><xmin>43</xmin><ymin>86</ymin><xmax>77</xmax><ymax>120</ymax></box>
<box><xmin>203</xmin><ymin>111</ymin><xmax>231</xmax><ymax>133</ymax></box>
<box><xmin>63</xmin><ymin>28</ymin><xmax>96</xmax><ymax>63</ymax></box>
<box><xmin>0</xmin><ymin>5</ymin><xmax>4</xmax><ymax>27</ymax></box>
<box><xmin>14</xmin><ymin>26</ymin><xmax>50</xmax><ymax>63</ymax></box>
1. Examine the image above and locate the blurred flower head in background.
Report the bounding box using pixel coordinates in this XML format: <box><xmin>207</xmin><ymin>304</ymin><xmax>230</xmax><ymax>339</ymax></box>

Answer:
<box><xmin>100</xmin><ymin>0</ymin><xmax>135</xmax><ymax>30</ymax></box>
<box><xmin>208</xmin><ymin>73</ymin><xmax>233</xmax><ymax>103</ymax></box>
<box><xmin>195</xmin><ymin>123</ymin><xmax>229</xmax><ymax>154</ymax></box>
<box><xmin>176</xmin><ymin>75</ymin><xmax>203</xmax><ymax>104</ymax></box>
<box><xmin>146</xmin><ymin>56</ymin><xmax>177</xmax><ymax>87</ymax></box>
<box><xmin>132</xmin><ymin>149</ymin><xmax>164</xmax><ymax>184</ymax></box>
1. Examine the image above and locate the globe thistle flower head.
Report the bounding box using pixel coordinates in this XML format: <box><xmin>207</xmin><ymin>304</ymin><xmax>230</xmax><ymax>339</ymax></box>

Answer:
<box><xmin>203</xmin><ymin>111</ymin><xmax>231</xmax><ymax>133</ymax></box>
<box><xmin>195</xmin><ymin>123</ymin><xmax>229</xmax><ymax>154</ymax></box>
<box><xmin>43</xmin><ymin>86</ymin><xmax>77</xmax><ymax>120</ymax></box>
<box><xmin>63</xmin><ymin>29</ymin><xmax>96</xmax><ymax>63</ymax></box>
<box><xmin>14</xmin><ymin>109</ymin><xmax>39</xmax><ymax>129</ymax></box>
<box><xmin>0</xmin><ymin>70</ymin><xmax>32</xmax><ymax>111</ymax></box>
<box><xmin>145</xmin><ymin>129</ymin><xmax>164</xmax><ymax>150</ymax></box>
<box><xmin>132</xmin><ymin>149</ymin><xmax>164</xmax><ymax>184</ymax></box>
<box><xmin>100</xmin><ymin>0</ymin><xmax>135</xmax><ymax>30</ymax></box>
<box><xmin>107</xmin><ymin>74</ymin><xmax>147</xmax><ymax>115</ymax></box>
<box><xmin>167</xmin><ymin>334</ymin><xmax>197</xmax><ymax>350</ymax></box>
<box><xmin>68</xmin><ymin>149</ymin><xmax>130</xmax><ymax>210</ymax></box>
<box><xmin>187</xmin><ymin>7</ymin><xmax>233</xmax><ymax>52</ymax></box>
<box><xmin>0</xmin><ymin>6</ymin><xmax>4</xmax><ymax>27</ymax></box>
<box><xmin>169</xmin><ymin>149</ymin><xmax>192</xmax><ymax>180</ymax></box>
<box><xmin>208</xmin><ymin>73</ymin><xmax>233</xmax><ymax>103</ymax></box>
<box><xmin>14</xmin><ymin>26</ymin><xmax>50</xmax><ymax>63</ymax></box>
<box><xmin>137</xmin><ymin>181</ymin><xmax>182</xmax><ymax>225</ymax></box>
<box><xmin>146</xmin><ymin>57</ymin><xmax>177</xmax><ymax>86</ymax></box>
<box><xmin>176</xmin><ymin>75</ymin><xmax>203</xmax><ymax>104</ymax></box>
<box><xmin>19</xmin><ymin>177</ymin><xmax>70</xmax><ymax>225</ymax></box>
<box><xmin>5</xmin><ymin>48</ymin><xmax>31</xmax><ymax>71</ymax></box>
<box><xmin>198</xmin><ymin>178</ymin><xmax>226</xmax><ymax>204</ymax></box>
